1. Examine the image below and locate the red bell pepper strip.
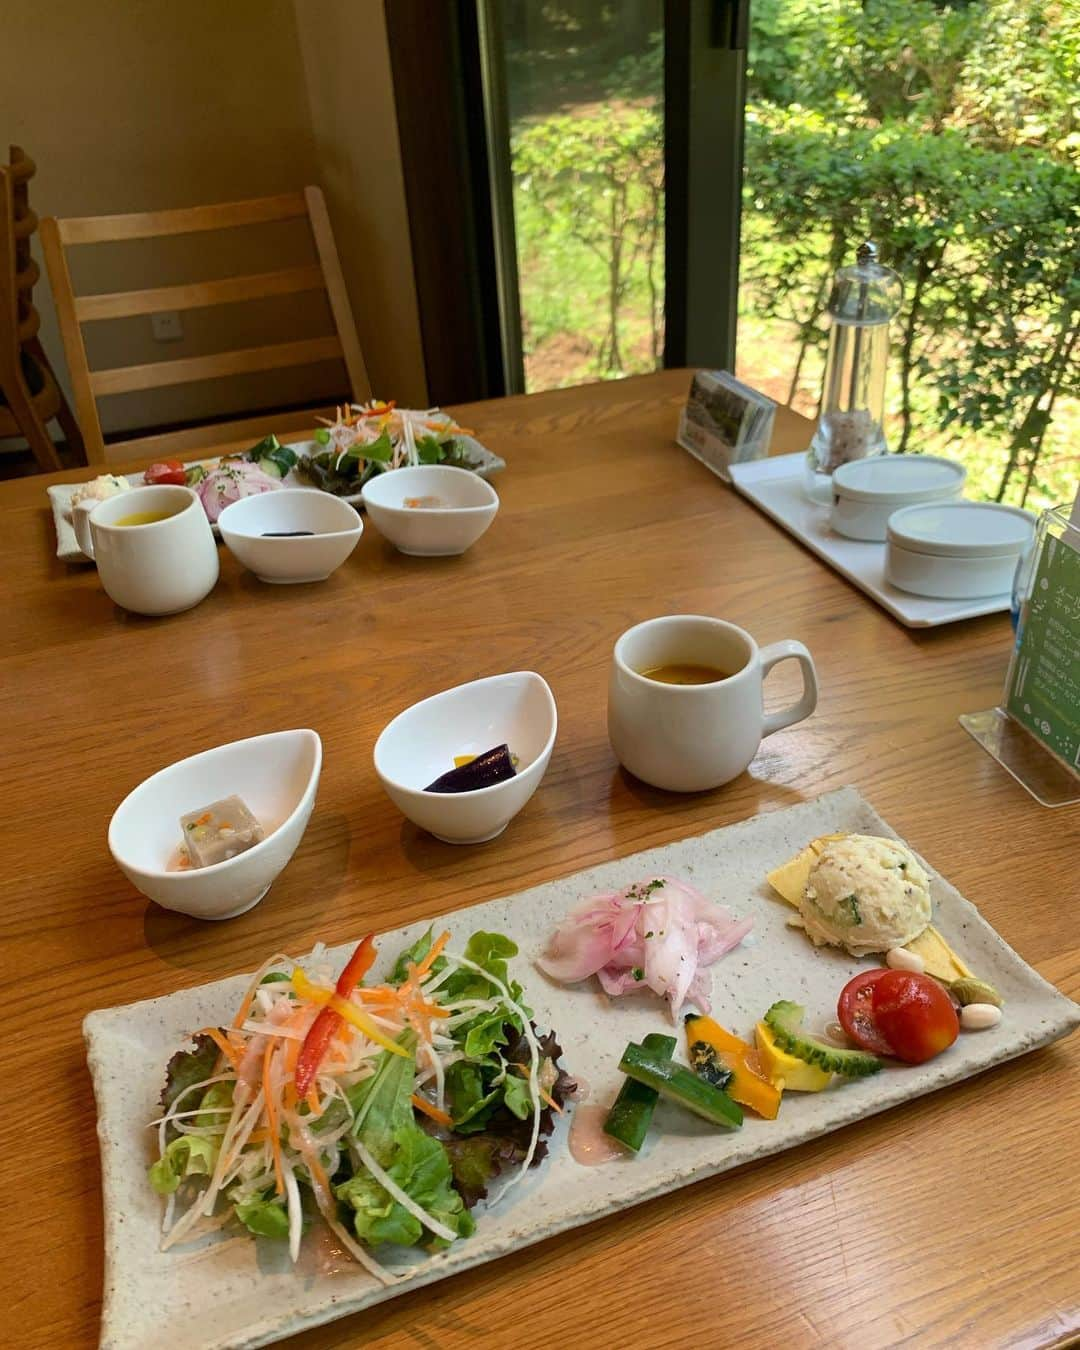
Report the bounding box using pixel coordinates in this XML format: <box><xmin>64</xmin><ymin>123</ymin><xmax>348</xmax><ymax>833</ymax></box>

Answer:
<box><xmin>294</xmin><ymin>934</ymin><xmax>377</xmax><ymax>1096</ymax></box>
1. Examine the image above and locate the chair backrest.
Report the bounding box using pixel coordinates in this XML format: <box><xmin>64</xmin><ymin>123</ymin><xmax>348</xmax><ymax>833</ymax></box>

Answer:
<box><xmin>0</xmin><ymin>167</ymin><xmax>19</xmax><ymax>383</ymax></box>
<box><xmin>40</xmin><ymin>187</ymin><xmax>371</xmax><ymax>464</ymax></box>
<box><xmin>1</xmin><ymin>148</ymin><xmax>45</xmax><ymax>377</ymax></box>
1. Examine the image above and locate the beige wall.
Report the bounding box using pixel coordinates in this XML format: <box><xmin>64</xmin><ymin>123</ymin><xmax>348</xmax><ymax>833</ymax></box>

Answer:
<box><xmin>5</xmin><ymin>0</ymin><xmax>426</xmax><ymax>443</ymax></box>
<box><xmin>294</xmin><ymin>0</ymin><xmax>427</xmax><ymax>407</ymax></box>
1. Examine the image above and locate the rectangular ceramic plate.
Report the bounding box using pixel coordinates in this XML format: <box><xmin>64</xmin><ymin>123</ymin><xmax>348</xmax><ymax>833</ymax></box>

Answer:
<box><xmin>47</xmin><ymin>435</ymin><xmax>505</xmax><ymax>563</ymax></box>
<box><xmin>84</xmin><ymin>787</ymin><xmax>1079</xmax><ymax>1350</ymax></box>
<box><xmin>729</xmin><ymin>453</ymin><xmax>1011</xmax><ymax>627</ymax></box>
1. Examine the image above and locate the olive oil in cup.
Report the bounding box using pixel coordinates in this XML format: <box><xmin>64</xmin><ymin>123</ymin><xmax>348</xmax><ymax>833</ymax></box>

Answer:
<box><xmin>113</xmin><ymin>510</ymin><xmax>179</xmax><ymax>527</ymax></box>
<box><xmin>639</xmin><ymin>663</ymin><xmax>733</xmax><ymax>685</ymax></box>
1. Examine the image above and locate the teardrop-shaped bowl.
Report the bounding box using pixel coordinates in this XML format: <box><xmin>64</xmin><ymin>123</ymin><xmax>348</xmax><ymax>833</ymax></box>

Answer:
<box><xmin>108</xmin><ymin>729</ymin><xmax>322</xmax><ymax>919</ymax></box>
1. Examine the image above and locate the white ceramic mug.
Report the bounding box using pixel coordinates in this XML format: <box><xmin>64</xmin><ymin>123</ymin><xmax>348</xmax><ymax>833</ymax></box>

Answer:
<box><xmin>72</xmin><ymin>484</ymin><xmax>219</xmax><ymax>616</ymax></box>
<box><xmin>608</xmin><ymin>615</ymin><xmax>819</xmax><ymax>792</ymax></box>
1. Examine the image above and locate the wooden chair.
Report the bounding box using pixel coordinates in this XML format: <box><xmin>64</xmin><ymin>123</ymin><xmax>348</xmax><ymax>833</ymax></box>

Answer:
<box><xmin>40</xmin><ymin>187</ymin><xmax>371</xmax><ymax>465</ymax></box>
<box><xmin>0</xmin><ymin>147</ymin><xmax>85</xmax><ymax>472</ymax></box>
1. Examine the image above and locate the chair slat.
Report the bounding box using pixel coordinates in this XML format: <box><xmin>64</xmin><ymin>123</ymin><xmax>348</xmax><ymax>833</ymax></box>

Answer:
<box><xmin>304</xmin><ymin>186</ymin><xmax>371</xmax><ymax>402</ymax></box>
<box><xmin>74</xmin><ymin>265</ymin><xmax>326</xmax><ymax>321</ymax></box>
<box><xmin>106</xmin><ymin>406</ymin><xmax>338</xmax><ymax>463</ymax></box>
<box><xmin>57</xmin><ymin>192</ymin><xmax>309</xmax><ymax>245</ymax></box>
<box><xmin>89</xmin><ymin>335</ymin><xmax>344</xmax><ymax>397</ymax></box>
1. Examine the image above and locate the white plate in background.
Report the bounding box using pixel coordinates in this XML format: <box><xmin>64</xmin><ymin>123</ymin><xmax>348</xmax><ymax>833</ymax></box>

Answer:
<box><xmin>47</xmin><ymin>435</ymin><xmax>505</xmax><ymax>564</ymax></box>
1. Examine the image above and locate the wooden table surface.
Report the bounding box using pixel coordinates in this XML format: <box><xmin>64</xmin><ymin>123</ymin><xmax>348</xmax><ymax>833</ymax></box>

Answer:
<box><xmin>3</xmin><ymin>369</ymin><xmax>1077</xmax><ymax>1350</ymax></box>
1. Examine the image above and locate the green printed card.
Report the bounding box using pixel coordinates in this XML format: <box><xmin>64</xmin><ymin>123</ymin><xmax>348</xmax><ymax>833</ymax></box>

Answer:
<box><xmin>1007</xmin><ymin>531</ymin><xmax>1080</xmax><ymax>771</ymax></box>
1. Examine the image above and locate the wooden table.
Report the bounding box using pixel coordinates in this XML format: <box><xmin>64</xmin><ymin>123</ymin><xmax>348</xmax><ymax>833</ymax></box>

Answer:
<box><xmin>3</xmin><ymin>369</ymin><xmax>1077</xmax><ymax>1350</ymax></box>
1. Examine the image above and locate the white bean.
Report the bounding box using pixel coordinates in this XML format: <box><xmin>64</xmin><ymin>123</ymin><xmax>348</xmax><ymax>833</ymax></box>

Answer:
<box><xmin>961</xmin><ymin>1002</ymin><xmax>1002</xmax><ymax>1031</ymax></box>
<box><xmin>886</xmin><ymin>946</ymin><xmax>925</xmax><ymax>973</ymax></box>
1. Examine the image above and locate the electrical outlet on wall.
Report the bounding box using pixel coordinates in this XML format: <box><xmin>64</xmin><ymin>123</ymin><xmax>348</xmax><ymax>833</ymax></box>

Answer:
<box><xmin>151</xmin><ymin>311</ymin><xmax>184</xmax><ymax>342</ymax></box>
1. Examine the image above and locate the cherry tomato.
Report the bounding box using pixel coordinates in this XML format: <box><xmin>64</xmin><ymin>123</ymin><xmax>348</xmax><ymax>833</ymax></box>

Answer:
<box><xmin>837</xmin><ymin>969</ymin><xmax>894</xmax><ymax>1055</ymax></box>
<box><xmin>870</xmin><ymin>970</ymin><xmax>959</xmax><ymax>1064</ymax></box>
<box><xmin>144</xmin><ymin>459</ymin><xmax>186</xmax><ymax>486</ymax></box>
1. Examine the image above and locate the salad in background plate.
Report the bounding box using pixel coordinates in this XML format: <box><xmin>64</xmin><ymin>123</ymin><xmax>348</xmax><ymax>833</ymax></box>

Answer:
<box><xmin>299</xmin><ymin>401</ymin><xmax>482</xmax><ymax>497</ymax></box>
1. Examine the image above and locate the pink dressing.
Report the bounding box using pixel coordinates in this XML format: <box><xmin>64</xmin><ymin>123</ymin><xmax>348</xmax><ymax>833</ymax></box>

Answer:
<box><xmin>568</xmin><ymin>1104</ymin><xmax>631</xmax><ymax>1167</ymax></box>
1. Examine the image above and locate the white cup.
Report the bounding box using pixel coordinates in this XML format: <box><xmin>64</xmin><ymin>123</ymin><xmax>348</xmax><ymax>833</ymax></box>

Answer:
<box><xmin>72</xmin><ymin>484</ymin><xmax>219</xmax><ymax>616</ymax></box>
<box><xmin>608</xmin><ymin>614</ymin><xmax>819</xmax><ymax>792</ymax></box>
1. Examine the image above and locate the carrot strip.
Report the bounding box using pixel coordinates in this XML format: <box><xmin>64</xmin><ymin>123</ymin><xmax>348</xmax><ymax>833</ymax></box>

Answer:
<box><xmin>305</xmin><ymin>1085</ymin><xmax>321</xmax><ymax>1116</ymax></box>
<box><xmin>409</xmin><ymin>930</ymin><xmax>451</xmax><ymax>984</ymax></box>
<box><xmin>514</xmin><ymin>1063</ymin><xmax>562</xmax><ymax>1114</ymax></box>
<box><xmin>200</xmin><ymin>1026</ymin><xmax>244</xmax><ymax>1071</ymax></box>
<box><xmin>411</xmin><ymin>1094</ymin><xmax>454</xmax><ymax>1127</ymax></box>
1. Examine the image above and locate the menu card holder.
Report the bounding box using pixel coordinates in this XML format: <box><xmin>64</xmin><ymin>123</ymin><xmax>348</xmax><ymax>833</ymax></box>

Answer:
<box><xmin>959</xmin><ymin>502</ymin><xmax>1080</xmax><ymax>807</ymax></box>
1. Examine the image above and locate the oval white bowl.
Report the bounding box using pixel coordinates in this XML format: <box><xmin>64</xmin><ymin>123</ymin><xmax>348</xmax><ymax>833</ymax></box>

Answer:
<box><xmin>218</xmin><ymin>489</ymin><xmax>362</xmax><ymax>583</ymax></box>
<box><xmin>831</xmin><ymin>453</ymin><xmax>966</xmax><ymax>542</ymax></box>
<box><xmin>373</xmin><ymin>672</ymin><xmax>556</xmax><ymax>844</ymax></box>
<box><xmin>108</xmin><ymin>729</ymin><xmax>322</xmax><ymax>919</ymax></box>
<box><xmin>885</xmin><ymin>501</ymin><xmax>1035</xmax><ymax>598</ymax></box>
<box><xmin>361</xmin><ymin>465</ymin><xmax>498</xmax><ymax>557</ymax></box>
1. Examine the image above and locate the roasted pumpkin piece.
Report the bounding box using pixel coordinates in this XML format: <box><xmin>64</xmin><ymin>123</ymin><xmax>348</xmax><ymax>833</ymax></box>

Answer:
<box><xmin>685</xmin><ymin>1014</ymin><xmax>782</xmax><ymax>1120</ymax></box>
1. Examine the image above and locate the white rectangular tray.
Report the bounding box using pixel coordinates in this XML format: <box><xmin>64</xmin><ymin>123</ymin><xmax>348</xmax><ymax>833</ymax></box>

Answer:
<box><xmin>729</xmin><ymin>453</ymin><xmax>1012</xmax><ymax>628</ymax></box>
<box><xmin>47</xmin><ymin>435</ymin><xmax>505</xmax><ymax>564</ymax></box>
<box><xmin>84</xmin><ymin>786</ymin><xmax>1078</xmax><ymax>1350</ymax></box>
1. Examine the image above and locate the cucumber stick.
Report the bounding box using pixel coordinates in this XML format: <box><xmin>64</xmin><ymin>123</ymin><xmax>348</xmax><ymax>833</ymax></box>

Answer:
<box><xmin>618</xmin><ymin>1043</ymin><xmax>743</xmax><ymax>1130</ymax></box>
<box><xmin>602</xmin><ymin>1033</ymin><xmax>677</xmax><ymax>1151</ymax></box>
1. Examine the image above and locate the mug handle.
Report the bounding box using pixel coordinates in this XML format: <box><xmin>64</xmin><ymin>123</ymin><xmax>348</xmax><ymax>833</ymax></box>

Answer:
<box><xmin>72</xmin><ymin>502</ymin><xmax>97</xmax><ymax>560</ymax></box>
<box><xmin>759</xmin><ymin>639</ymin><xmax>819</xmax><ymax>737</ymax></box>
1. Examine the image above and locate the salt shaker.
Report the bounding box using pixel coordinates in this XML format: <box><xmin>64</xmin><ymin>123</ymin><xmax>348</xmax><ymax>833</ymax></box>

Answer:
<box><xmin>805</xmin><ymin>241</ymin><xmax>904</xmax><ymax>502</ymax></box>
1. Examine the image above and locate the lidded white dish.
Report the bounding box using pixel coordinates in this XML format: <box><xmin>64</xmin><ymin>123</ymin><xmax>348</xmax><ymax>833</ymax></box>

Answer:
<box><xmin>831</xmin><ymin>454</ymin><xmax>966</xmax><ymax>541</ymax></box>
<box><xmin>886</xmin><ymin>501</ymin><xmax>1035</xmax><ymax>599</ymax></box>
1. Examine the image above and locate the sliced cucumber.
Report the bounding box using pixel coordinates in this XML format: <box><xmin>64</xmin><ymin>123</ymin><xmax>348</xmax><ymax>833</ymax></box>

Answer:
<box><xmin>618</xmin><ymin>1043</ymin><xmax>743</xmax><ymax>1129</ymax></box>
<box><xmin>603</xmin><ymin>1033</ymin><xmax>676</xmax><ymax>1151</ymax></box>
<box><xmin>763</xmin><ymin>1000</ymin><xmax>882</xmax><ymax>1078</ymax></box>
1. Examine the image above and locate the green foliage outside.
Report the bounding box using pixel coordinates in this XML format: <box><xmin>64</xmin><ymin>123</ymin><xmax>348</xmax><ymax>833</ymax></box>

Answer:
<box><xmin>508</xmin><ymin>0</ymin><xmax>1079</xmax><ymax>510</ymax></box>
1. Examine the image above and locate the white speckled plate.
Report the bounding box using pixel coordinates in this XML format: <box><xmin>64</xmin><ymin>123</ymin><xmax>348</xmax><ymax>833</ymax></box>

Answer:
<box><xmin>47</xmin><ymin>435</ymin><xmax>505</xmax><ymax>563</ymax></box>
<box><xmin>84</xmin><ymin>787</ymin><xmax>1079</xmax><ymax>1350</ymax></box>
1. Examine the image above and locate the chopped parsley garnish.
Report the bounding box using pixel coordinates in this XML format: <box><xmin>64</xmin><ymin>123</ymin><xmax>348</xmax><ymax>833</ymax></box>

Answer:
<box><xmin>840</xmin><ymin>894</ymin><xmax>862</xmax><ymax>925</ymax></box>
<box><xmin>631</xmin><ymin>967</ymin><xmax>645</xmax><ymax>981</ymax></box>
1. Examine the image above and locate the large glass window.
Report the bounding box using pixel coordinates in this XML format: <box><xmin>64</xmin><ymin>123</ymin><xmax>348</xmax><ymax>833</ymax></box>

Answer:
<box><xmin>738</xmin><ymin>0</ymin><xmax>1079</xmax><ymax>510</ymax></box>
<box><xmin>497</xmin><ymin>1</ymin><xmax>664</xmax><ymax>392</ymax></box>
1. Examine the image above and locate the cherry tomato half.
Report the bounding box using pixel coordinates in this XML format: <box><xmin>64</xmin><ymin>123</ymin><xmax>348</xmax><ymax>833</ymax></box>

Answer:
<box><xmin>837</xmin><ymin>969</ymin><xmax>894</xmax><ymax>1055</ymax></box>
<box><xmin>144</xmin><ymin>459</ymin><xmax>186</xmax><ymax>486</ymax></box>
<box><xmin>870</xmin><ymin>970</ymin><xmax>959</xmax><ymax>1064</ymax></box>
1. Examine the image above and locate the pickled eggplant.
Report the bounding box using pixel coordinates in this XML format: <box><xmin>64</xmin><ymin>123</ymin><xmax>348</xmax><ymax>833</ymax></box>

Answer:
<box><xmin>425</xmin><ymin>744</ymin><xmax>516</xmax><ymax>793</ymax></box>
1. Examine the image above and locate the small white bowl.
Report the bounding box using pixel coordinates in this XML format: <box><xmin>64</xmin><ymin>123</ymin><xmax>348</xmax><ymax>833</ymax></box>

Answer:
<box><xmin>831</xmin><ymin>454</ymin><xmax>966</xmax><ymax>541</ymax></box>
<box><xmin>108</xmin><ymin>729</ymin><xmax>322</xmax><ymax>919</ymax></box>
<box><xmin>361</xmin><ymin>465</ymin><xmax>498</xmax><ymax>557</ymax></box>
<box><xmin>373</xmin><ymin>672</ymin><xmax>556</xmax><ymax>844</ymax></box>
<box><xmin>218</xmin><ymin>489</ymin><xmax>362</xmax><ymax>583</ymax></box>
<box><xmin>886</xmin><ymin>501</ymin><xmax>1035</xmax><ymax>598</ymax></box>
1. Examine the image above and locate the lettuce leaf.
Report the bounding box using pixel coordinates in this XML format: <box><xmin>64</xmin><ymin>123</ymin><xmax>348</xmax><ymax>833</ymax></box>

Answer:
<box><xmin>501</xmin><ymin>1072</ymin><xmax>534</xmax><ymax>1121</ymax></box>
<box><xmin>160</xmin><ymin>1033</ymin><xmax>220</xmax><ymax>1142</ymax></box>
<box><xmin>444</xmin><ymin>1061</ymin><xmax>502</xmax><ymax>1133</ymax></box>
<box><xmin>148</xmin><ymin>1135</ymin><xmax>218</xmax><ymax>1195</ymax></box>
<box><xmin>234</xmin><ymin>1193</ymin><xmax>290</xmax><ymax>1240</ymax></box>
<box><xmin>336</xmin><ymin>1126</ymin><xmax>475</xmax><ymax>1249</ymax></box>
<box><xmin>340</xmin><ymin>1027</ymin><xmax>474</xmax><ymax>1250</ymax></box>
<box><xmin>440</xmin><ymin>1134</ymin><xmax>529</xmax><ymax>1208</ymax></box>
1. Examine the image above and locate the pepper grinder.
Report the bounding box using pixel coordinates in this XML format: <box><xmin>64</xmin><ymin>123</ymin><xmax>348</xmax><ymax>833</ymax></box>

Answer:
<box><xmin>804</xmin><ymin>240</ymin><xmax>904</xmax><ymax>502</ymax></box>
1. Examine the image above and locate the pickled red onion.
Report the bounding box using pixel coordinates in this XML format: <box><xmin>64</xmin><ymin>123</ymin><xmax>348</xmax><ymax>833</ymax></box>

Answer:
<box><xmin>537</xmin><ymin>876</ymin><xmax>752</xmax><ymax>1020</ymax></box>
